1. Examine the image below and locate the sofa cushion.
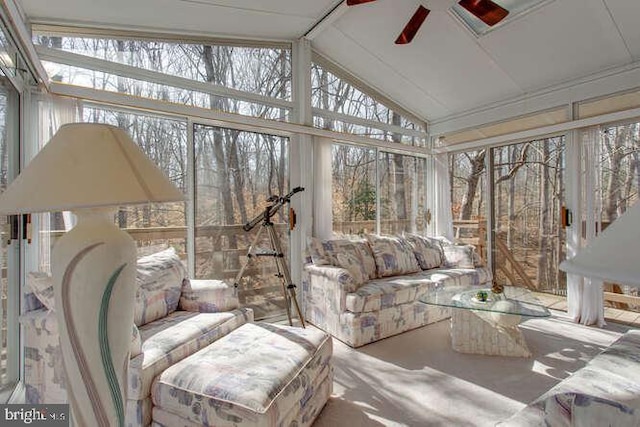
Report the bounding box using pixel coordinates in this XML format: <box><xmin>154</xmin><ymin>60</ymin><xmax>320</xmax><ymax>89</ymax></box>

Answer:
<box><xmin>130</xmin><ymin>324</ymin><xmax>142</xmax><ymax>358</ymax></box>
<box><xmin>128</xmin><ymin>307</ymin><xmax>253</xmax><ymax>400</ymax></box>
<box><xmin>334</xmin><ymin>251</ymin><xmax>368</xmax><ymax>286</ymax></box>
<box><xmin>403</xmin><ymin>233</ymin><xmax>444</xmax><ymax>270</ymax></box>
<box><xmin>178</xmin><ymin>279</ymin><xmax>238</xmax><ymax>312</ymax></box>
<box><xmin>134</xmin><ymin>247</ymin><xmax>187</xmax><ymax>326</ymax></box>
<box><xmin>345</xmin><ymin>273</ymin><xmax>429</xmax><ymax>313</ymax></box>
<box><xmin>311</xmin><ymin>237</ymin><xmax>377</xmax><ymax>281</ymax></box>
<box><xmin>441</xmin><ymin>243</ymin><xmax>477</xmax><ymax>268</ymax></box>
<box><xmin>366</xmin><ymin>234</ymin><xmax>420</xmax><ymax>277</ymax></box>
<box><xmin>151</xmin><ymin>322</ymin><xmax>332</xmax><ymax>426</ymax></box>
<box><xmin>498</xmin><ymin>330</ymin><xmax>640</xmax><ymax>427</ymax></box>
<box><xmin>418</xmin><ymin>266</ymin><xmax>492</xmax><ymax>288</ymax></box>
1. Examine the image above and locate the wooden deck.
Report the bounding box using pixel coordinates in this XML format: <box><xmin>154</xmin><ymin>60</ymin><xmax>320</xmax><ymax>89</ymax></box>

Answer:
<box><xmin>532</xmin><ymin>291</ymin><xmax>640</xmax><ymax>327</ymax></box>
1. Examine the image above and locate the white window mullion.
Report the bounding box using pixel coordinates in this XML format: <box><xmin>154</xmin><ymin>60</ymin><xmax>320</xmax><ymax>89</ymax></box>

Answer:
<box><xmin>36</xmin><ymin>45</ymin><xmax>294</xmax><ymax>111</ymax></box>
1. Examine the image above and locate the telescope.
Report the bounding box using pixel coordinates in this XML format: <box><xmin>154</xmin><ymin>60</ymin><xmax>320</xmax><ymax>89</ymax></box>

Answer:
<box><xmin>234</xmin><ymin>186</ymin><xmax>306</xmax><ymax>327</ymax></box>
<box><xmin>243</xmin><ymin>186</ymin><xmax>304</xmax><ymax>232</ymax></box>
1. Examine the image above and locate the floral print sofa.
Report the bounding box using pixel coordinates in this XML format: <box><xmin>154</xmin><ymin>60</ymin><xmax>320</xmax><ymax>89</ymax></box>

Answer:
<box><xmin>303</xmin><ymin>233</ymin><xmax>492</xmax><ymax>347</ymax></box>
<box><xmin>498</xmin><ymin>329</ymin><xmax>640</xmax><ymax>426</ymax></box>
<box><xmin>21</xmin><ymin>247</ymin><xmax>253</xmax><ymax>426</ymax></box>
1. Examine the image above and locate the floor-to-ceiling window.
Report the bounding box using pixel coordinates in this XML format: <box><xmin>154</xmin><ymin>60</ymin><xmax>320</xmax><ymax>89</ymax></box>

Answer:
<box><xmin>596</xmin><ymin>121</ymin><xmax>640</xmax><ymax>309</ymax></box>
<box><xmin>194</xmin><ymin>124</ymin><xmax>289</xmax><ymax>320</ymax></box>
<box><xmin>0</xmin><ymin>72</ymin><xmax>18</xmax><ymax>394</ymax></box>
<box><xmin>31</xmin><ymin>31</ymin><xmax>296</xmax><ymax>320</ymax></box>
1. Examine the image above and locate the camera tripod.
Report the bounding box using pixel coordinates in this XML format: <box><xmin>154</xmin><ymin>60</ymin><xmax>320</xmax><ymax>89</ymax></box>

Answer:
<box><xmin>233</xmin><ymin>187</ymin><xmax>306</xmax><ymax>328</ymax></box>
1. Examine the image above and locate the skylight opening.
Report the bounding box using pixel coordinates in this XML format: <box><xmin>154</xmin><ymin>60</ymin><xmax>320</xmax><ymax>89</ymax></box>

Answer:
<box><xmin>452</xmin><ymin>0</ymin><xmax>551</xmax><ymax>36</ymax></box>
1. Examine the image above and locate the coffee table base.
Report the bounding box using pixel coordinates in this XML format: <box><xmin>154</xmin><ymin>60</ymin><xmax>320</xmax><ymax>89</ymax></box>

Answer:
<box><xmin>450</xmin><ymin>308</ymin><xmax>531</xmax><ymax>357</ymax></box>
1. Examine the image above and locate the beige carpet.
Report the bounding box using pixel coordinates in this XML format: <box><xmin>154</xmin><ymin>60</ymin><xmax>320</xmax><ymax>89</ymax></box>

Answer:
<box><xmin>312</xmin><ymin>311</ymin><xmax>630</xmax><ymax>427</ymax></box>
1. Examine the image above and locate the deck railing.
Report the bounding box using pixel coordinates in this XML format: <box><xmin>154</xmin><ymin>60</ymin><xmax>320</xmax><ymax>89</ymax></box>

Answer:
<box><xmin>46</xmin><ymin>221</ymin><xmax>640</xmax><ymax>311</ymax></box>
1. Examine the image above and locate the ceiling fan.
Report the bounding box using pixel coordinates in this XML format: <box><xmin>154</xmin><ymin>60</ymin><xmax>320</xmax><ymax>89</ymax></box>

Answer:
<box><xmin>346</xmin><ymin>0</ymin><xmax>510</xmax><ymax>44</ymax></box>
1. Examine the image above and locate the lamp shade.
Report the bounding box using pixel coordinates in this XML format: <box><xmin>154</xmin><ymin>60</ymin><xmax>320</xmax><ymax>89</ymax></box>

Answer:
<box><xmin>0</xmin><ymin>122</ymin><xmax>184</xmax><ymax>214</ymax></box>
<box><xmin>559</xmin><ymin>200</ymin><xmax>640</xmax><ymax>287</ymax></box>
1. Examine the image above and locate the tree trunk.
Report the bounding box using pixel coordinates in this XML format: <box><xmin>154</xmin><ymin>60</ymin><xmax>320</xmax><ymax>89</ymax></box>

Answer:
<box><xmin>604</xmin><ymin>128</ymin><xmax>627</xmax><ymax>222</ymax></box>
<box><xmin>536</xmin><ymin>140</ymin><xmax>551</xmax><ymax>289</ymax></box>
<box><xmin>459</xmin><ymin>150</ymin><xmax>486</xmax><ymax>220</ymax></box>
<box><xmin>202</xmin><ymin>45</ymin><xmax>238</xmax><ymax>268</ymax></box>
<box><xmin>507</xmin><ymin>146</ymin><xmax>517</xmax><ymax>247</ymax></box>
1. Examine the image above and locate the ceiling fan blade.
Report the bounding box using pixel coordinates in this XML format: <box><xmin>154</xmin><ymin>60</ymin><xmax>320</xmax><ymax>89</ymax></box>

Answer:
<box><xmin>346</xmin><ymin>0</ymin><xmax>377</xmax><ymax>5</ymax></box>
<box><xmin>395</xmin><ymin>5</ymin><xmax>430</xmax><ymax>45</ymax></box>
<box><xmin>458</xmin><ymin>0</ymin><xmax>509</xmax><ymax>26</ymax></box>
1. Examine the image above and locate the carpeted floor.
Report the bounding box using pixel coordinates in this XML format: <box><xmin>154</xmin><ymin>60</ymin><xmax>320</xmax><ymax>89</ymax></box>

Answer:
<box><xmin>312</xmin><ymin>311</ymin><xmax>631</xmax><ymax>427</ymax></box>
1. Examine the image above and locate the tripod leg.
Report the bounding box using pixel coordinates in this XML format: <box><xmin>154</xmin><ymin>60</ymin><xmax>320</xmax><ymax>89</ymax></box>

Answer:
<box><xmin>266</xmin><ymin>225</ymin><xmax>306</xmax><ymax>328</ymax></box>
<box><xmin>233</xmin><ymin>224</ymin><xmax>265</xmax><ymax>300</ymax></box>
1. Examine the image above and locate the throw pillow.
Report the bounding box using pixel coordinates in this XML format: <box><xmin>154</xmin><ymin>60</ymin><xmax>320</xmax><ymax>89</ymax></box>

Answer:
<box><xmin>366</xmin><ymin>234</ymin><xmax>421</xmax><ymax>277</ymax></box>
<box><xmin>317</xmin><ymin>238</ymin><xmax>377</xmax><ymax>281</ymax></box>
<box><xmin>307</xmin><ymin>236</ymin><xmax>330</xmax><ymax>265</ymax></box>
<box><xmin>335</xmin><ymin>252</ymin><xmax>367</xmax><ymax>286</ymax></box>
<box><xmin>27</xmin><ymin>272</ymin><xmax>55</xmax><ymax>311</ymax></box>
<box><xmin>179</xmin><ymin>279</ymin><xmax>239</xmax><ymax>312</ymax></box>
<box><xmin>403</xmin><ymin>233</ymin><xmax>445</xmax><ymax>269</ymax></box>
<box><xmin>134</xmin><ymin>247</ymin><xmax>186</xmax><ymax>326</ymax></box>
<box><xmin>472</xmin><ymin>250</ymin><xmax>486</xmax><ymax>267</ymax></box>
<box><xmin>442</xmin><ymin>243</ymin><xmax>476</xmax><ymax>268</ymax></box>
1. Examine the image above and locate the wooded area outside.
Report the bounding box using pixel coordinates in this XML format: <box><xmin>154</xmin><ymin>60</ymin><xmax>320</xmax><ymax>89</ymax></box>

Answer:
<box><xmin>451</xmin><ymin>123</ymin><xmax>639</xmax><ymax>309</ymax></box>
<box><xmin>331</xmin><ymin>144</ymin><xmax>429</xmax><ymax>236</ymax></box>
<box><xmin>28</xmin><ymin>32</ymin><xmax>640</xmax><ymax>319</ymax></box>
<box><xmin>311</xmin><ymin>63</ymin><xmax>424</xmax><ymax>144</ymax></box>
<box><xmin>36</xmin><ymin>35</ymin><xmax>292</xmax><ymax>121</ymax></box>
<box><xmin>194</xmin><ymin>124</ymin><xmax>289</xmax><ymax>319</ymax></box>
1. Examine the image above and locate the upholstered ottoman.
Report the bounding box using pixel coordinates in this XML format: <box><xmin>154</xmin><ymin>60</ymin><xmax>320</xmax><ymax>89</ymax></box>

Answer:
<box><xmin>150</xmin><ymin>322</ymin><xmax>333</xmax><ymax>427</ymax></box>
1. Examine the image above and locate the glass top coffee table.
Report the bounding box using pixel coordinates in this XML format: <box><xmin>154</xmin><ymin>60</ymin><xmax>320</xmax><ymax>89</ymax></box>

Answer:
<box><xmin>419</xmin><ymin>285</ymin><xmax>551</xmax><ymax>357</ymax></box>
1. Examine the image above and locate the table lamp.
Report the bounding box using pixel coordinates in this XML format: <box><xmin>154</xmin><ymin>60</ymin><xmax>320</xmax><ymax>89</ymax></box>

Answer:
<box><xmin>0</xmin><ymin>123</ymin><xmax>184</xmax><ymax>426</ymax></box>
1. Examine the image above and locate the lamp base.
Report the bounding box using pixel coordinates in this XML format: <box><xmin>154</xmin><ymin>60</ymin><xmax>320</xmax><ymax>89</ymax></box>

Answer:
<box><xmin>52</xmin><ymin>208</ymin><xmax>136</xmax><ymax>427</ymax></box>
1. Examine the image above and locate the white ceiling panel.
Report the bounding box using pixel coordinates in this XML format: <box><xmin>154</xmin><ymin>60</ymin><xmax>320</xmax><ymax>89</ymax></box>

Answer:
<box><xmin>313</xmin><ymin>25</ymin><xmax>451</xmax><ymax>120</ymax></box>
<box><xmin>323</xmin><ymin>0</ymin><xmax>522</xmax><ymax>119</ymax></box>
<box><xmin>18</xmin><ymin>0</ymin><xmax>339</xmax><ymax>40</ymax></box>
<box><xmin>604</xmin><ymin>0</ymin><xmax>640</xmax><ymax>60</ymax></box>
<box><xmin>479</xmin><ymin>0</ymin><xmax>632</xmax><ymax>91</ymax></box>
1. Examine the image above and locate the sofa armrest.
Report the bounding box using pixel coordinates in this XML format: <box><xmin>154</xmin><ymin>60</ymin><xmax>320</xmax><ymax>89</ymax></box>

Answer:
<box><xmin>179</xmin><ymin>279</ymin><xmax>239</xmax><ymax>313</ymax></box>
<box><xmin>500</xmin><ymin>392</ymin><xmax>640</xmax><ymax>427</ymax></box>
<box><xmin>305</xmin><ymin>264</ymin><xmax>359</xmax><ymax>313</ymax></box>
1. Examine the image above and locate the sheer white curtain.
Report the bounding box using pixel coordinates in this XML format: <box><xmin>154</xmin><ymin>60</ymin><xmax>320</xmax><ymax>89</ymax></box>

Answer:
<box><xmin>27</xmin><ymin>93</ymin><xmax>79</xmax><ymax>273</ymax></box>
<box><xmin>432</xmin><ymin>152</ymin><xmax>454</xmax><ymax>240</ymax></box>
<box><xmin>313</xmin><ymin>137</ymin><xmax>333</xmax><ymax>239</ymax></box>
<box><xmin>566</xmin><ymin>126</ymin><xmax>605</xmax><ymax>326</ymax></box>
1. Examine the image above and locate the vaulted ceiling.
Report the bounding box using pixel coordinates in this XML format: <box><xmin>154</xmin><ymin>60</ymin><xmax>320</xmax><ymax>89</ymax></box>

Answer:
<box><xmin>16</xmin><ymin>0</ymin><xmax>640</xmax><ymax>128</ymax></box>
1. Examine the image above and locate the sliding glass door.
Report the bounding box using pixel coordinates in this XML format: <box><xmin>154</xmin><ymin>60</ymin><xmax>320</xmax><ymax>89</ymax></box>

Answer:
<box><xmin>492</xmin><ymin>137</ymin><xmax>566</xmax><ymax>293</ymax></box>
